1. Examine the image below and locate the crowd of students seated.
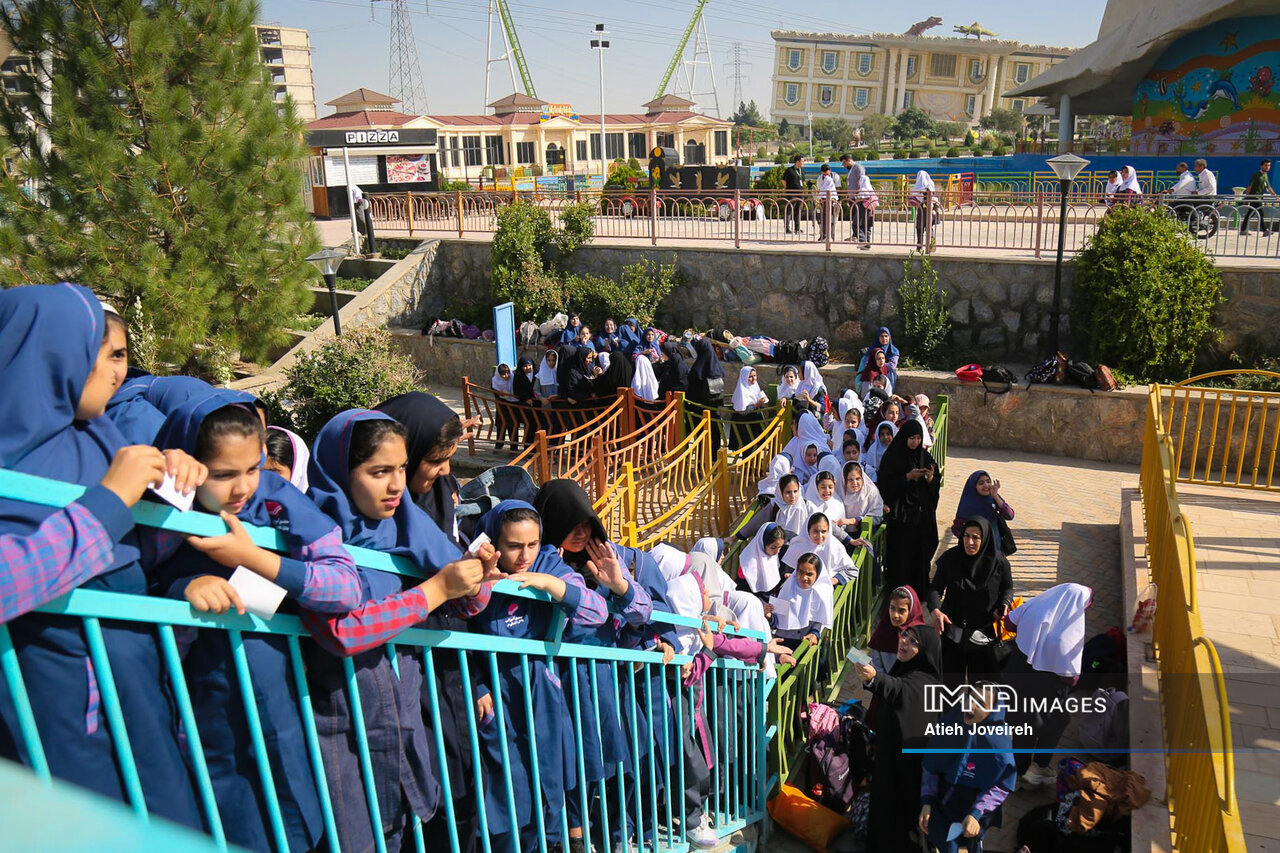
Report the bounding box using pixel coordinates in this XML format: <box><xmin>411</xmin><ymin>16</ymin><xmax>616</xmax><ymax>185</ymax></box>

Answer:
<box><xmin>0</xmin><ymin>284</ymin><xmax>1083</xmax><ymax>853</ymax></box>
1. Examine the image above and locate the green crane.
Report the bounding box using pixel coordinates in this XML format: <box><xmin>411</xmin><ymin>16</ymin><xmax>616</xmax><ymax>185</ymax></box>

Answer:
<box><xmin>490</xmin><ymin>0</ymin><xmax>537</xmax><ymax>99</ymax></box>
<box><xmin>654</xmin><ymin>0</ymin><xmax>710</xmax><ymax>100</ymax></box>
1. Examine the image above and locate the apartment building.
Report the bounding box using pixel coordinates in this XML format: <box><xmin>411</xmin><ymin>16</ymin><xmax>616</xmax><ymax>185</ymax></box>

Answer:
<box><xmin>254</xmin><ymin>25</ymin><xmax>316</xmax><ymax>121</ymax></box>
<box><xmin>771</xmin><ymin>29</ymin><xmax>1075</xmax><ymax>129</ymax></box>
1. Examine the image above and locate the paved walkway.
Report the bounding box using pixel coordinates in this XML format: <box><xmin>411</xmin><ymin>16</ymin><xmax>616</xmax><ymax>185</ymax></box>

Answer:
<box><xmin>1173</xmin><ymin>484</ymin><xmax>1280</xmax><ymax>851</ymax></box>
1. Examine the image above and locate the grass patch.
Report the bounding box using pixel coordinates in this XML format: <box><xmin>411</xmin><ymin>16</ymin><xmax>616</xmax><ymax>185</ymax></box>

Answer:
<box><xmin>338</xmin><ymin>276</ymin><xmax>375</xmax><ymax>292</ymax></box>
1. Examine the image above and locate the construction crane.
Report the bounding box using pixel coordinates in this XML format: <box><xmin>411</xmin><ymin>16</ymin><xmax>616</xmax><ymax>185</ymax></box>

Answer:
<box><xmin>653</xmin><ymin>0</ymin><xmax>721</xmax><ymax>118</ymax></box>
<box><xmin>484</xmin><ymin>0</ymin><xmax>537</xmax><ymax>110</ymax></box>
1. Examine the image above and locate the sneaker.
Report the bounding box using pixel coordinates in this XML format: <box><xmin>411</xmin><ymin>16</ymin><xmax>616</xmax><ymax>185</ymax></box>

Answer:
<box><xmin>1021</xmin><ymin>762</ymin><xmax>1055</xmax><ymax>787</ymax></box>
<box><xmin>568</xmin><ymin>836</ymin><xmax>588</xmax><ymax>853</ymax></box>
<box><xmin>686</xmin><ymin>821</ymin><xmax>718</xmax><ymax>849</ymax></box>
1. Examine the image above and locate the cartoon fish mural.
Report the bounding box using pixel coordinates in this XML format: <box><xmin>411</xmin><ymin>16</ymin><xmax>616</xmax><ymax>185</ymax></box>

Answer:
<box><xmin>1156</xmin><ymin>77</ymin><xmax>1168</xmax><ymax>97</ymax></box>
<box><xmin>1173</xmin><ymin>79</ymin><xmax>1242</xmax><ymax>119</ymax></box>
<box><xmin>1250</xmin><ymin>66</ymin><xmax>1274</xmax><ymax>97</ymax></box>
<box><xmin>1208</xmin><ymin>78</ymin><xmax>1242</xmax><ymax>109</ymax></box>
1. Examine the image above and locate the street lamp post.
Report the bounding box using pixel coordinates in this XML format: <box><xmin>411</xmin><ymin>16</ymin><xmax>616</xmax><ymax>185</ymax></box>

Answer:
<box><xmin>305</xmin><ymin>248</ymin><xmax>349</xmax><ymax>336</ymax></box>
<box><xmin>1045</xmin><ymin>152</ymin><xmax>1090</xmax><ymax>354</ymax></box>
<box><xmin>591</xmin><ymin>24</ymin><xmax>610</xmax><ymax>186</ymax></box>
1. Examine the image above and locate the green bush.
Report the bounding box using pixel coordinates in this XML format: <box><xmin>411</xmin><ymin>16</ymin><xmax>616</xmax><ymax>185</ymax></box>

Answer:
<box><xmin>566</xmin><ymin>258</ymin><xmax>682</xmax><ymax>326</ymax></box>
<box><xmin>897</xmin><ymin>252</ymin><xmax>950</xmax><ymax>365</ymax></box>
<box><xmin>754</xmin><ymin>165</ymin><xmax>785</xmax><ymax>190</ymax></box>
<box><xmin>980</xmin><ymin>132</ymin><xmax>999</xmax><ymax>150</ymax></box>
<box><xmin>264</xmin><ymin>326</ymin><xmax>424</xmax><ymax>440</ymax></box>
<box><xmin>970</xmin><ymin>147</ymin><xmax>984</xmax><ymax>157</ymax></box>
<box><xmin>926</xmin><ymin>147</ymin><xmax>940</xmax><ymax>158</ymax></box>
<box><xmin>992</xmin><ymin>145</ymin><xmax>1007</xmax><ymax>157</ymax></box>
<box><xmin>604</xmin><ymin>160</ymin><xmax>645</xmax><ymax>189</ymax></box>
<box><xmin>555</xmin><ymin>200</ymin><xmax>596</xmax><ymax>257</ymax></box>
<box><xmin>1072</xmin><ymin>205</ymin><xmax>1222</xmax><ymax>382</ymax></box>
<box><xmin>893</xmin><ymin>148</ymin><xmax>909</xmax><ymax>159</ymax></box>
<box><xmin>491</xmin><ymin>200</ymin><xmax>595</xmax><ymax>318</ymax></box>
<box><xmin>440</xmin><ymin>180</ymin><xmax>472</xmax><ymax>192</ymax></box>
<box><xmin>863</xmin><ymin>151</ymin><xmax>879</xmax><ymax>160</ymax></box>
<box><xmin>946</xmin><ymin>146</ymin><xmax>961</xmax><ymax>158</ymax></box>
<box><xmin>964</xmin><ymin>130</ymin><xmax>977</xmax><ymax>147</ymax></box>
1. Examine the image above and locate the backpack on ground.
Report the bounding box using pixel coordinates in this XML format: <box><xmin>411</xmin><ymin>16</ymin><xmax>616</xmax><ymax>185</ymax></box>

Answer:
<box><xmin>456</xmin><ymin>465</ymin><xmax>538</xmax><ymax>542</ymax></box>
<box><xmin>1066</xmin><ymin>359</ymin><xmax>1098</xmax><ymax>390</ymax></box>
<box><xmin>799</xmin><ymin>701</ymin><xmax>874</xmax><ymax>815</ymax></box>
<box><xmin>807</xmin><ymin>336</ymin><xmax>830</xmax><ymax>368</ymax></box>
<box><xmin>1094</xmin><ymin>364</ymin><xmax>1119</xmax><ymax>391</ymax></box>
<box><xmin>981</xmin><ymin>364</ymin><xmax>1017</xmax><ymax>395</ymax></box>
<box><xmin>1078</xmin><ymin>688</ymin><xmax>1130</xmax><ymax>755</ymax></box>
<box><xmin>776</xmin><ymin>339</ymin><xmax>806</xmax><ymax>366</ymax></box>
<box><xmin>518</xmin><ymin>321</ymin><xmax>540</xmax><ymax>346</ymax></box>
<box><xmin>1026</xmin><ymin>356</ymin><xmax>1058</xmax><ymax>385</ymax></box>
<box><xmin>423</xmin><ymin>318</ymin><xmax>450</xmax><ymax>337</ymax></box>
<box><xmin>954</xmin><ymin>363</ymin><xmax>983</xmax><ymax>383</ymax></box>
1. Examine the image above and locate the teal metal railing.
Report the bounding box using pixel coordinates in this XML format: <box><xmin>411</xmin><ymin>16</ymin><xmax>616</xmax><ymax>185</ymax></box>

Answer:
<box><xmin>0</xmin><ymin>468</ymin><xmax>770</xmax><ymax>853</ymax></box>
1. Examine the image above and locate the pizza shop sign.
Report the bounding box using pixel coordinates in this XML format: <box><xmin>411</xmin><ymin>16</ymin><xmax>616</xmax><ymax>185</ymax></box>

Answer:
<box><xmin>307</xmin><ymin>128</ymin><xmax>438</xmax><ymax>148</ymax></box>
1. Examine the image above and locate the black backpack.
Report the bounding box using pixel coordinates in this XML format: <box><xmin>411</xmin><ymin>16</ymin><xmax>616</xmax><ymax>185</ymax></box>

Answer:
<box><xmin>776</xmin><ymin>339</ymin><xmax>806</xmax><ymax>366</ymax></box>
<box><xmin>1067</xmin><ymin>359</ymin><xmax>1099</xmax><ymax>390</ymax></box>
<box><xmin>982</xmin><ymin>364</ymin><xmax>1017</xmax><ymax>395</ymax></box>
<box><xmin>1026</xmin><ymin>356</ymin><xmax>1058</xmax><ymax>385</ymax></box>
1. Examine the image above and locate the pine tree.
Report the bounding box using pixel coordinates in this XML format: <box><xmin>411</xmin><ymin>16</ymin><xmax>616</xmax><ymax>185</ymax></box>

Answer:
<box><xmin>0</xmin><ymin>0</ymin><xmax>318</xmax><ymax>371</ymax></box>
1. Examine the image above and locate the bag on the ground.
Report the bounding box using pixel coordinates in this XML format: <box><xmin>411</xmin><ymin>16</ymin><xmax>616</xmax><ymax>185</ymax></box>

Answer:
<box><xmin>518</xmin><ymin>321</ymin><xmax>540</xmax><ymax>346</ymax></box>
<box><xmin>766</xmin><ymin>784</ymin><xmax>851</xmax><ymax>853</ymax></box>
<box><xmin>1082</xmin><ymin>627</ymin><xmax>1127</xmax><ymax>676</ymax></box>
<box><xmin>1094</xmin><ymin>364</ymin><xmax>1119</xmax><ymax>391</ymax></box>
<box><xmin>1078</xmin><ymin>688</ymin><xmax>1129</xmax><ymax>754</ymax></box>
<box><xmin>955</xmin><ymin>363</ymin><xmax>983</xmax><ymax>382</ymax></box>
<box><xmin>461</xmin><ymin>323</ymin><xmax>481</xmax><ymax>340</ymax></box>
<box><xmin>799</xmin><ymin>702</ymin><xmax>874</xmax><ymax>817</ymax></box>
<box><xmin>1026</xmin><ymin>356</ymin><xmax>1059</xmax><ymax>385</ymax></box>
<box><xmin>1128</xmin><ymin>583</ymin><xmax>1157</xmax><ymax>634</ymax></box>
<box><xmin>1066</xmin><ymin>359</ymin><xmax>1098</xmax><ymax>390</ymax></box>
<box><xmin>423</xmin><ymin>318</ymin><xmax>450</xmax><ymax>337</ymax></box>
<box><xmin>776</xmin><ymin>339</ymin><xmax>806</xmax><ymax>366</ymax></box>
<box><xmin>982</xmin><ymin>364</ymin><xmax>1017</xmax><ymax>395</ymax></box>
<box><xmin>538</xmin><ymin>312</ymin><xmax>568</xmax><ymax>338</ymax></box>
<box><xmin>807</xmin><ymin>336</ymin><xmax>830</xmax><ymax>368</ymax></box>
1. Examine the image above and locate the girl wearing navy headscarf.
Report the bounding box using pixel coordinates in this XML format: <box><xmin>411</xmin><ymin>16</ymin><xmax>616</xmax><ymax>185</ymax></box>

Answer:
<box><xmin>919</xmin><ymin>690</ymin><xmax>1017</xmax><ymax>852</ymax></box>
<box><xmin>104</xmin><ymin>372</ymin><xmax>168</xmax><ymax>445</ymax></box>
<box><xmin>0</xmin><ymin>283</ymin><xmax>204</xmax><ymax>828</ymax></box>
<box><xmin>618</xmin><ymin>318</ymin><xmax>643</xmax><ymax>358</ymax></box>
<box><xmin>151</xmin><ymin>390</ymin><xmax>362</xmax><ymax>853</ymax></box>
<box><xmin>856</xmin><ymin>326</ymin><xmax>900</xmax><ymax>381</ymax></box>
<box><xmin>952</xmin><ymin>470</ymin><xmax>1015</xmax><ymax>554</ymax></box>
<box><xmin>470</xmin><ymin>499</ymin><xmax>610</xmax><ymax>851</ymax></box>
<box><xmin>533</xmin><ymin>479</ymin><xmax>657</xmax><ymax>847</ymax></box>
<box><xmin>686</xmin><ymin>336</ymin><xmax>726</xmax><ymax>453</ymax></box>
<box><xmin>305</xmin><ymin>409</ymin><xmax>496</xmax><ymax>853</ymax></box>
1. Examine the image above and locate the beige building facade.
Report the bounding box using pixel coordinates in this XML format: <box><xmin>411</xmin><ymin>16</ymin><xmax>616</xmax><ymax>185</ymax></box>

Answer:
<box><xmin>424</xmin><ymin>93</ymin><xmax>735</xmax><ymax>183</ymax></box>
<box><xmin>770</xmin><ymin>29</ymin><xmax>1075</xmax><ymax>129</ymax></box>
<box><xmin>253</xmin><ymin>25</ymin><xmax>316</xmax><ymax>121</ymax></box>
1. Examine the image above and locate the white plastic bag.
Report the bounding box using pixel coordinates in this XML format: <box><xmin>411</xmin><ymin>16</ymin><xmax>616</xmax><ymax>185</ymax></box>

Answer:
<box><xmin>1128</xmin><ymin>582</ymin><xmax>1157</xmax><ymax>633</ymax></box>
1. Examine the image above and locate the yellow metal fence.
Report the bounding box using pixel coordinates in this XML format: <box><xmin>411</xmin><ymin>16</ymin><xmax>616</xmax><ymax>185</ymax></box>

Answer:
<box><xmin>1160</xmin><ymin>371</ymin><xmax>1280</xmax><ymax>491</ymax></box>
<box><xmin>1141</xmin><ymin>385</ymin><xmax>1247</xmax><ymax>853</ymax></box>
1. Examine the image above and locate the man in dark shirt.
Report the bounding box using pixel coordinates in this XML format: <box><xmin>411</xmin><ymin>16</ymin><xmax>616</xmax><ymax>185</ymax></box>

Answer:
<box><xmin>1241</xmin><ymin>159</ymin><xmax>1277</xmax><ymax>236</ymax></box>
<box><xmin>783</xmin><ymin>155</ymin><xmax>805</xmax><ymax>234</ymax></box>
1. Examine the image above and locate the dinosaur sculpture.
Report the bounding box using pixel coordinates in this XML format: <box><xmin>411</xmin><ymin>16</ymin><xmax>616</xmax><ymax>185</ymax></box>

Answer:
<box><xmin>953</xmin><ymin>22</ymin><xmax>999</xmax><ymax>40</ymax></box>
<box><xmin>905</xmin><ymin>16</ymin><xmax>942</xmax><ymax>37</ymax></box>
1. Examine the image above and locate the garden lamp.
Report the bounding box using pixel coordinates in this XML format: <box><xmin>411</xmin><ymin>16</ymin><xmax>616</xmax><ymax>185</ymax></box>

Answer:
<box><xmin>305</xmin><ymin>248</ymin><xmax>348</xmax><ymax>336</ymax></box>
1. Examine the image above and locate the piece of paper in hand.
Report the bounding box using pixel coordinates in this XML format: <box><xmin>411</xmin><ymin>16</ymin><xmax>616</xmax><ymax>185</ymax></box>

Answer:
<box><xmin>228</xmin><ymin>566</ymin><xmax>288</xmax><ymax>620</ymax></box>
<box><xmin>845</xmin><ymin>646</ymin><xmax>871</xmax><ymax>666</ymax></box>
<box><xmin>466</xmin><ymin>531</ymin><xmax>491</xmax><ymax>557</ymax></box>
<box><xmin>148</xmin><ymin>471</ymin><xmax>194</xmax><ymax>512</ymax></box>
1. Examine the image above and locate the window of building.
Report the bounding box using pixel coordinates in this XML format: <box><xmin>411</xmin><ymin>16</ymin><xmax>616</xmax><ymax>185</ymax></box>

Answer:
<box><xmin>1012</xmin><ymin>99</ymin><xmax>1026</xmax><ymax>112</ymax></box>
<box><xmin>854</xmin><ymin>88</ymin><xmax>869</xmax><ymax>109</ymax></box>
<box><xmin>818</xmin><ymin>85</ymin><xmax>834</xmax><ymax>107</ymax></box>
<box><xmin>604</xmin><ymin>132</ymin><xmax>624</xmax><ymax>159</ymax></box>
<box><xmin>905</xmin><ymin>56</ymin><xmax>917</xmax><ymax>78</ymax></box>
<box><xmin>590</xmin><ymin>133</ymin><xmax>601</xmax><ymax>161</ymax></box>
<box><xmin>628</xmin><ymin>132</ymin><xmax>647</xmax><ymax>159</ymax></box>
<box><xmin>655</xmin><ymin>131</ymin><xmax>675</xmax><ymax>148</ymax></box>
<box><xmin>784</xmin><ymin>83</ymin><xmax>799</xmax><ymax>105</ymax></box>
<box><xmin>821</xmin><ymin>51</ymin><xmax>837</xmax><ymax>74</ymax></box>
<box><xmin>857</xmin><ymin>53</ymin><xmax>873</xmax><ymax>76</ymax></box>
<box><xmin>484</xmin><ymin>134</ymin><xmax>504</xmax><ymax>166</ymax></box>
<box><xmin>903</xmin><ymin>90</ymin><xmax>914</xmax><ymax>110</ymax></box>
<box><xmin>1014</xmin><ymin>62</ymin><xmax>1031</xmax><ymax>84</ymax></box>
<box><xmin>965</xmin><ymin>94</ymin><xmax>977</xmax><ymax>116</ymax></box>
<box><xmin>714</xmin><ymin>130</ymin><xmax>728</xmax><ymax>156</ymax></box>
<box><xmin>515</xmin><ymin>141</ymin><xmax>535</xmax><ymax>164</ymax></box>
<box><xmin>968</xmin><ymin>59</ymin><xmax>984</xmax><ymax>81</ymax></box>
<box><xmin>787</xmin><ymin>48</ymin><xmax>803</xmax><ymax>71</ymax></box>
<box><xmin>444</xmin><ymin>136</ymin><xmax>460</xmax><ymax>168</ymax></box>
<box><xmin>928</xmin><ymin>54</ymin><xmax>956</xmax><ymax>78</ymax></box>
<box><xmin>576</xmin><ymin>139</ymin><xmax>588</xmax><ymax>161</ymax></box>
<box><xmin>463</xmin><ymin>135</ymin><xmax>482</xmax><ymax>166</ymax></box>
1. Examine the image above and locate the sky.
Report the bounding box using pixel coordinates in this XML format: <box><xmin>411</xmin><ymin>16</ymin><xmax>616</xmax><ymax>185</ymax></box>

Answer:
<box><xmin>259</xmin><ymin>0</ymin><xmax>1109</xmax><ymax>118</ymax></box>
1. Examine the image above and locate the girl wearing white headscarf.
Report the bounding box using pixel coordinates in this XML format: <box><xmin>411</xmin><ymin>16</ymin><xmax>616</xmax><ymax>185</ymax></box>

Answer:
<box><xmin>1116</xmin><ymin>165</ymin><xmax>1143</xmax><ymax>203</ymax></box>
<box><xmin>264</xmin><ymin>425</ymin><xmax>312</xmax><ymax>492</ymax></box>
<box><xmin>721</xmin><ymin>590</ymin><xmax>777</xmax><ymax>677</ymax></box>
<box><xmin>1003</xmin><ymin>583</ymin><xmax>1093</xmax><ymax>779</ymax></box>
<box><xmin>757</xmin><ymin>453</ymin><xmax>792</xmax><ymax>496</ymax></box>
<box><xmin>770</xmin><ymin>553</ymin><xmax>835</xmax><ymax>650</ymax></box>
<box><xmin>845</xmin><ymin>161</ymin><xmax>878</xmax><ymax>248</ymax></box>
<box><xmin>909</xmin><ymin>169</ymin><xmax>939</xmax><ymax>251</ymax></box>
<box><xmin>491</xmin><ymin>363</ymin><xmax>517</xmax><ymax>449</ymax></box>
<box><xmin>731</xmin><ymin>366</ymin><xmax>770</xmax><ymax>448</ymax></box>
<box><xmin>534</xmin><ymin>350</ymin><xmax>559</xmax><ymax>400</ymax></box>
<box><xmin>782</xmin><ymin>511</ymin><xmax>858</xmax><ymax>583</ymax></box>
<box><xmin>836</xmin><ymin>393</ymin><xmax>867</xmax><ymax>451</ymax></box>
<box><xmin>782</xmin><ymin>412</ymin><xmax>830</xmax><ymax>482</ymax></box>
<box><xmin>794</xmin><ymin>361</ymin><xmax>827</xmax><ymax>415</ymax></box>
<box><xmin>632</xmin><ymin>354</ymin><xmax>660</xmax><ymax>402</ymax></box>
<box><xmin>862</xmin><ymin>420</ymin><xmax>898</xmax><ymax>483</ymax></box>
<box><xmin>776</xmin><ymin>364</ymin><xmax>801</xmax><ymax>401</ymax></box>
<box><xmin>841</xmin><ymin>460</ymin><xmax>884</xmax><ymax>526</ymax></box>
<box><xmin>1103</xmin><ymin>170</ymin><xmax>1121</xmax><ymax>208</ymax></box>
<box><xmin>737</xmin><ymin>523</ymin><xmax>786</xmax><ymax>595</ymax></box>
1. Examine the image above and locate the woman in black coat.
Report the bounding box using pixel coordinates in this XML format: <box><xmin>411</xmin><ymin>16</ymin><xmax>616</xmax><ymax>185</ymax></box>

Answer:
<box><xmin>855</xmin><ymin>624</ymin><xmax>943</xmax><ymax>851</ymax></box>
<box><xmin>929</xmin><ymin>516</ymin><xmax>1015</xmax><ymax>682</ymax></box>
<box><xmin>658</xmin><ymin>340</ymin><xmax>689</xmax><ymax>398</ymax></box>
<box><xmin>874</xmin><ymin>419</ymin><xmax>941</xmax><ymax>595</ymax></box>
<box><xmin>563</xmin><ymin>346</ymin><xmax>599</xmax><ymax>406</ymax></box>
<box><xmin>685</xmin><ymin>335</ymin><xmax>726</xmax><ymax>453</ymax></box>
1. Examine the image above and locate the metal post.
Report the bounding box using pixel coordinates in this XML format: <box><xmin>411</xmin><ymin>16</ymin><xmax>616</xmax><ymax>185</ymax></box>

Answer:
<box><xmin>406</xmin><ymin>191</ymin><xmax>414</xmax><ymax>236</ymax></box>
<box><xmin>733</xmin><ymin>188</ymin><xmax>741</xmax><ymax>248</ymax></box>
<box><xmin>1034</xmin><ymin>191</ymin><xmax>1044</xmax><ymax>259</ymax></box>
<box><xmin>1057</xmin><ymin>93</ymin><xmax>1073</xmax><ymax>154</ymax></box>
<box><xmin>1049</xmin><ymin>177</ymin><xmax>1070</xmax><ymax>354</ymax></box>
<box><xmin>923</xmin><ymin>188</ymin><xmax>934</xmax><ymax>252</ymax></box>
<box><xmin>649</xmin><ymin>186</ymin><xmax>658</xmax><ymax>246</ymax></box>
<box><xmin>324</xmin><ymin>271</ymin><xmax>342</xmax><ymax>336</ymax></box>
<box><xmin>824</xmin><ymin>195</ymin><xmax>832</xmax><ymax>252</ymax></box>
<box><xmin>362</xmin><ymin>206</ymin><xmax>377</xmax><ymax>255</ymax></box>
<box><xmin>342</xmin><ymin>147</ymin><xmax>361</xmax><ymax>253</ymax></box>
<box><xmin>598</xmin><ymin>36</ymin><xmax>607</xmax><ymax>185</ymax></box>
<box><xmin>456</xmin><ymin>189</ymin><xmax>464</xmax><ymax>238</ymax></box>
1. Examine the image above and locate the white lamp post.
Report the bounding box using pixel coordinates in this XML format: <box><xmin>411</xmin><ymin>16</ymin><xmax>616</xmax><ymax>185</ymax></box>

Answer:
<box><xmin>1045</xmin><ymin>152</ymin><xmax>1090</xmax><ymax>354</ymax></box>
<box><xmin>591</xmin><ymin>24</ymin><xmax>610</xmax><ymax>186</ymax></box>
<box><xmin>305</xmin><ymin>248</ymin><xmax>348</xmax><ymax>335</ymax></box>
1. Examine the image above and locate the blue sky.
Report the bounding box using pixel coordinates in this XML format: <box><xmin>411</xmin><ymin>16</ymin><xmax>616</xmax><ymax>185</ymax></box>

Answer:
<box><xmin>260</xmin><ymin>0</ymin><xmax>1108</xmax><ymax>117</ymax></box>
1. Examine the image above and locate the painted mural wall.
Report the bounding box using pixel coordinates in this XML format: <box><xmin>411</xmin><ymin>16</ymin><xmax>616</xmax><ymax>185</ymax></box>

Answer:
<box><xmin>1132</xmin><ymin>15</ymin><xmax>1280</xmax><ymax>155</ymax></box>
